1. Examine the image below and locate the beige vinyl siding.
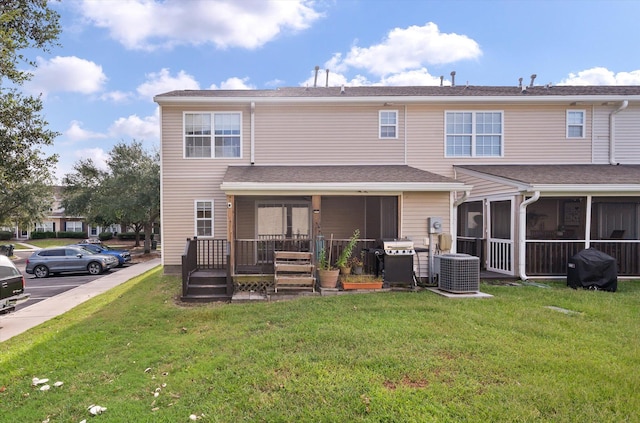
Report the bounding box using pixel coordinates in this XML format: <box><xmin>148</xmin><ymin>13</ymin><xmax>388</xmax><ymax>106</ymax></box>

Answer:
<box><xmin>402</xmin><ymin>191</ymin><xmax>450</xmax><ymax>279</ymax></box>
<box><xmin>253</xmin><ymin>103</ymin><xmax>405</xmax><ymax>165</ymax></box>
<box><xmin>592</xmin><ymin>105</ymin><xmax>612</xmax><ymax>164</ymax></box>
<box><xmin>613</xmin><ymin>105</ymin><xmax>640</xmax><ymax>164</ymax></box>
<box><xmin>454</xmin><ymin>172</ymin><xmax>518</xmax><ymax>198</ymax></box>
<box><xmin>406</xmin><ymin>104</ymin><xmax>594</xmax><ymax>178</ymax></box>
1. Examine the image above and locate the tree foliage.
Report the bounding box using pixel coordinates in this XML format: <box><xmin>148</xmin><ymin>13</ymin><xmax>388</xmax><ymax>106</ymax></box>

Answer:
<box><xmin>0</xmin><ymin>0</ymin><xmax>61</xmax><ymax>227</ymax></box>
<box><xmin>62</xmin><ymin>141</ymin><xmax>161</xmax><ymax>250</ymax></box>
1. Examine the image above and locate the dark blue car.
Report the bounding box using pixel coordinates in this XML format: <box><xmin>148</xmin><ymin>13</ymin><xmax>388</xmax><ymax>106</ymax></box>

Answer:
<box><xmin>72</xmin><ymin>243</ymin><xmax>131</xmax><ymax>267</ymax></box>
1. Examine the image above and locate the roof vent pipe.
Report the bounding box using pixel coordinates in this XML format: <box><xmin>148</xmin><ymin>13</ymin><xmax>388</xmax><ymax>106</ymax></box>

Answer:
<box><xmin>340</xmin><ymin>85</ymin><xmax>345</xmax><ymax>94</ymax></box>
<box><xmin>450</xmin><ymin>71</ymin><xmax>456</xmax><ymax>87</ymax></box>
<box><xmin>440</xmin><ymin>75</ymin><xmax>444</xmax><ymax>87</ymax></box>
<box><xmin>313</xmin><ymin>65</ymin><xmax>320</xmax><ymax>88</ymax></box>
<box><xmin>325</xmin><ymin>69</ymin><xmax>329</xmax><ymax>87</ymax></box>
<box><xmin>529</xmin><ymin>73</ymin><xmax>537</xmax><ymax>87</ymax></box>
<box><xmin>518</xmin><ymin>77</ymin><xmax>523</xmax><ymax>88</ymax></box>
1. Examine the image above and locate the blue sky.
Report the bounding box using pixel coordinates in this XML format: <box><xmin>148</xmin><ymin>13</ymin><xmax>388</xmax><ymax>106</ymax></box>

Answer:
<box><xmin>19</xmin><ymin>0</ymin><xmax>640</xmax><ymax>181</ymax></box>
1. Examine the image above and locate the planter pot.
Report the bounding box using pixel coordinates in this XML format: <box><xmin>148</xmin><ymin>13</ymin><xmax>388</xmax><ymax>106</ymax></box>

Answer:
<box><xmin>318</xmin><ymin>268</ymin><xmax>340</xmax><ymax>288</ymax></box>
<box><xmin>339</xmin><ymin>266</ymin><xmax>352</xmax><ymax>275</ymax></box>
<box><xmin>352</xmin><ymin>265</ymin><xmax>363</xmax><ymax>275</ymax></box>
<box><xmin>342</xmin><ymin>281</ymin><xmax>383</xmax><ymax>290</ymax></box>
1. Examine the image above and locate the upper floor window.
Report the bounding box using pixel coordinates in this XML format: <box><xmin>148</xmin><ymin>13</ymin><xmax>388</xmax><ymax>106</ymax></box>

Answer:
<box><xmin>185</xmin><ymin>112</ymin><xmax>241</xmax><ymax>158</ymax></box>
<box><xmin>195</xmin><ymin>200</ymin><xmax>214</xmax><ymax>237</ymax></box>
<box><xmin>379</xmin><ymin>110</ymin><xmax>398</xmax><ymax>139</ymax></box>
<box><xmin>567</xmin><ymin>110</ymin><xmax>585</xmax><ymax>138</ymax></box>
<box><xmin>445</xmin><ymin>111</ymin><xmax>503</xmax><ymax>157</ymax></box>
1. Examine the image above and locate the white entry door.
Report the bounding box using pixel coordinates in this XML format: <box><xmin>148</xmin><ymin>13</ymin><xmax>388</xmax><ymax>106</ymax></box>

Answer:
<box><xmin>487</xmin><ymin>199</ymin><xmax>514</xmax><ymax>275</ymax></box>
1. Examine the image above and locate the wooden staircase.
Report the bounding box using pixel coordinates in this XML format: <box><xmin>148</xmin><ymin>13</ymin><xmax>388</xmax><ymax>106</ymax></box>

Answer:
<box><xmin>181</xmin><ymin>269</ymin><xmax>231</xmax><ymax>302</ymax></box>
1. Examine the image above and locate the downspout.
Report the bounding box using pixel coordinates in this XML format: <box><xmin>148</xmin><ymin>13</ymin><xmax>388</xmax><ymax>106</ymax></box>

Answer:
<box><xmin>404</xmin><ymin>104</ymin><xmax>408</xmax><ymax>164</ymax></box>
<box><xmin>609</xmin><ymin>100</ymin><xmax>628</xmax><ymax>165</ymax></box>
<box><xmin>250</xmin><ymin>102</ymin><xmax>255</xmax><ymax>164</ymax></box>
<box><xmin>518</xmin><ymin>191</ymin><xmax>540</xmax><ymax>281</ymax></box>
<box><xmin>452</xmin><ymin>190</ymin><xmax>470</xmax><ymax>253</ymax></box>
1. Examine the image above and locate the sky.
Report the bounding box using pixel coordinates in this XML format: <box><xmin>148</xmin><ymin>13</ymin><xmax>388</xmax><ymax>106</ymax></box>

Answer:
<box><xmin>17</xmin><ymin>0</ymin><xmax>640</xmax><ymax>182</ymax></box>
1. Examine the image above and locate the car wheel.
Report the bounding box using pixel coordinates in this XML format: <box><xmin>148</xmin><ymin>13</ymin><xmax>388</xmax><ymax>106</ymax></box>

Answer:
<box><xmin>87</xmin><ymin>262</ymin><xmax>103</xmax><ymax>275</ymax></box>
<box><xmin>34</xmin><ymin>265</ymin><xmax>49</xmax><ymax>278</ymax></box>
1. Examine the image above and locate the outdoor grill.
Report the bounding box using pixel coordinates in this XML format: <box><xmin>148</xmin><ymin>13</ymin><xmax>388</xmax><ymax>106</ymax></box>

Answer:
<box><xmin>378</xmin><ymin>239</ymin><xmax>416</xmax><ymax>287</ymax></box>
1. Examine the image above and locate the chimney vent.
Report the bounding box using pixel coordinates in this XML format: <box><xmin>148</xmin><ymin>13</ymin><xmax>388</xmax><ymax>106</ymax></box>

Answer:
<box><xmin>325</xmin><ymin>69</ymin><xmax>329</xmax><ymax>87</ymax></box>
<box><xmin>518</xmin><ymin>77</ymin><xmax>523</xmax><ymax>88</ymax></box>
<box><xmin>340</xmin><ymin>85</ymin><xmax>345</xmax><ymax>94</ymax></box>
<box><xmin>529</xmin><ymin>73</ymin><xmax>537</xmax><ymax>87</ymax></box>
<box><xmin>313</xmin><ymin>65</ymin><xmax>320</xmax><ymax>88</ymax></box>
<box><xmin>440</xmin><ymin>75</ymin><xmax>444</xmax><ymax>87</ymax></box>
<box><xmin>450</xmin><ymin>71</ymin><xmax>456</xmax><ymax>87</ymax></box>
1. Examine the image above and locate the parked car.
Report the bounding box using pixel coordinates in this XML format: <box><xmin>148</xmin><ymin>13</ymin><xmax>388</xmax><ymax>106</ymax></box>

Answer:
<box><xmin>72</xmin><ymin>243</ymin><xmax>131</xmax><ymax>267</ymax></box>
<box><xmin>25</xmin><ymin>246</ymin><xmax>118</xmax><ymax>278</ymax></box>
<box><xmin>0</xmin><ymin>255</ymin><xmax>30</xmax><ymax>313</ymax></box>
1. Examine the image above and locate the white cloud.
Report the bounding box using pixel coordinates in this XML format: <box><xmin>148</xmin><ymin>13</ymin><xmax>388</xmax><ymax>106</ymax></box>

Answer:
<box><xmin>209</xmin><ymin>77</ymin><xmax>255</xmax><ymax>90</ymax></box>
<box><xmin>78</xmin><ymin>0</ymin><xmax>323</xmax><ymax>51</ymax></box>
<box><xmin>75</xmin><ymin>147</ymin><xmax>110</xmax><ymax>172</ymax></box>
<box><xmin>101</xmin><ymin>90</ymin><xmax>133</xmax><ymax>103</ymax></box>
<box><xmin>108</xmin><ymin>109</ymin><xmax>159</xmax><ymax>141</ymax></box>
<box><xmin>64</xmin><ymin>120</ymin><xmax>108</xmax><ymax>143</ymax></box>
<box><xmin>559</xmin><ymin>67</ymin><xmax>640</xmax><ymax>85</ymax></box>
<box><xmin>25</xmin><ymin>56</ymin><xmax>107</xmax><ymax>97</ymax></box>
<box><xmin>341</xmin><ymin>22</ymin><xmax>481</xmax><ymax>77</ymax></box>
<box><xmin>137</xmin><ymin>68</ymin><xmax>200</xmax><ymax>99</ymax></box>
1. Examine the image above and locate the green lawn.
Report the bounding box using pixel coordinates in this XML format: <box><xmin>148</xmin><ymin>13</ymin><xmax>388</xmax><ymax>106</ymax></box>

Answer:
<box><xmin>1</xmin><ymin>270</ymin><xmax>638</xmax><ymax>422</ymax></box>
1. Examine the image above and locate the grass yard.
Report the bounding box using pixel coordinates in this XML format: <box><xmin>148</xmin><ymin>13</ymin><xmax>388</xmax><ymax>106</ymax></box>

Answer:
<box><xmin>1</xmin><ymin>270</ymin><xmax>638</xmax><ymax>422</ymax></box>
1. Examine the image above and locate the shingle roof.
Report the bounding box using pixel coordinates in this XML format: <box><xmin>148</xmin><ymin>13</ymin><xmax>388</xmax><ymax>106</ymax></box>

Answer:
<box><xmin>455</xmin><ymin>164</ymin><xmax>640</xmax><ymax>185</ymax></box>
<box><xmin>223</xmin><ymin>165</ymin><xmax>456</xmax><ymax>184</ymax></box>
<box><xmin>156</xmin><ymin>85</ymin><xmax>640</xmax><ymax>99</ymax></box>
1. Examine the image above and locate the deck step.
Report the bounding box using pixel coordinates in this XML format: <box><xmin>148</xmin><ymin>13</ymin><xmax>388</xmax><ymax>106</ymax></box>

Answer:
<box><xmin>181</xmin><ymin>293</ymin><xmax>231</xmax><ymax>303</ymax></box>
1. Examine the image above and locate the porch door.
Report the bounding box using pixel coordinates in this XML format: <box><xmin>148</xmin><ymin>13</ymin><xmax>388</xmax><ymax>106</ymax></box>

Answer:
<box><xmin>487</xmin><ymin>199</ymin><xmax>514</xmax><ymax>275</ymax></box>
<box><xmin>256</xmin><ymin>202</ymin><xmax>310</xmax><ymax>262</ymax></box>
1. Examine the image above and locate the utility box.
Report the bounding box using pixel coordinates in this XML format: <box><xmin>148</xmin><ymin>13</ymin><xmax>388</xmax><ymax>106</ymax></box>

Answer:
<box><xmin>427</xmin><ymin>217</ymin><xmax>443</xmax><ymax>234</ymax></box>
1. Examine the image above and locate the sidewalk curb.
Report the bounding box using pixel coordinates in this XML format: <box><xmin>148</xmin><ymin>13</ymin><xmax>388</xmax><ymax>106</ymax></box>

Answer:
<box><xmin>0</xmin><ymin>258</ymin><xmax>162</xmax><ymax>342</ymax></box>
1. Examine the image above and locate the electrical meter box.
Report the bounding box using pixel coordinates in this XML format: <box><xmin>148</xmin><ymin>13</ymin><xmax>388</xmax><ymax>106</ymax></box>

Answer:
<box><xmin>427</xmin><ymin>217</ymin><xmax>443</xmax><ymax>234</ymax></box>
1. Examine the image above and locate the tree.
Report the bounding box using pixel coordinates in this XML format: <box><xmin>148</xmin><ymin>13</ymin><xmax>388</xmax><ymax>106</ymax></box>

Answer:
<box><xmin>63</xmin><ymin>141</ymin><xmax>160</xmax><ymax>252</ymax></box>
<box><xmin>0</xmin><ymin>1</ymin><xmax>61</xmax><ymax>227</ymax></box>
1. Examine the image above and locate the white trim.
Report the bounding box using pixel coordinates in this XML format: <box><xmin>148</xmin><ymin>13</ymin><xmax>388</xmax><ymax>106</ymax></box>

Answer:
<box><xmin>220</xmin><ymin>181</ymin><xmax>471</xmax><ymax>195</ymax></box>
<box><xmin>194</xmin><ymin>199</ymin><xmax>215</xmax><ymax>238</ymax></box>
<box><xmin>155</xmin><ymin>94</ymin><xmax>640</xmax><ymax>105</ymax></box>
<box><xmin>183</xmin><ymin>111</ymin><xmax>243</xmax><ymax>159</ymax></box>
<box><xmin>379</xmin><ymin>109</ymin><xmax>398</xmax><ymax>139</ymax></box>
<box><xmin>444</xmin><ymin>110</ymin><xmax>504</xmax><ymax>158</ymax></box>
<box><xmin>566</xmin><ymin>109</ymin><xmax>586</xmax><ymax>139</ymax></box>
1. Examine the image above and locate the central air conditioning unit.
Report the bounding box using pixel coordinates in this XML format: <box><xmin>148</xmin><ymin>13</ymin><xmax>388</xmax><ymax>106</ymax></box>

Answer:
<box><xmin>436</xmin><ymin>253</ymin><xmax>480</xmax><ymax>293</ymax></box>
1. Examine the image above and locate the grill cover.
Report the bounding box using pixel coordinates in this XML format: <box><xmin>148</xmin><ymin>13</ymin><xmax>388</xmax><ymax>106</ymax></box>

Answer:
<box><xmin>567</xmin><ymin>248</ymin><xmax>617</xmax><ymax>292</ymax></box>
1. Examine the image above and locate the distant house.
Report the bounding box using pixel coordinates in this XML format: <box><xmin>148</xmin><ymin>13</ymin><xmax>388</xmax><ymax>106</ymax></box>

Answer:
<box><xmin>154</xmin><ymin>84</ymin><xmax>640</xmax><ymax>299</ymax></box>
<box><xmin>7</xmin><ymin>186</ymin><xmax>122</xmax><ymax>240</ymax></box>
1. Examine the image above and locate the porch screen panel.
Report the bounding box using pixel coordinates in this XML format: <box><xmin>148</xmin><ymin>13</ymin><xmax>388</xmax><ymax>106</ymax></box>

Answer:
<box><xmin>380</xmin><ymin>197</ymin><xmax>398</xmax><ymax>239</ymax></box>
<box><xmin>257</xmin><ymin>205</ymin><xmax>284</xmax><ymax>239</ymax></box>
<box><xmin>458</xmin><ymin>201</ymin><xmax>483</xmax><ymax>238</ymax></box>
<box><xmin>291</xmin><ymin>205</ymin><xmax>310</xmax><ymax>238</ymax></box>
<box><xmin>490</xmin><ymin>201</ymin><xmax>511</xmax><ymax>239</ymax></box>
<box><xmin>593</xmin><ymin>202</ymin><xmax>637</xmax><ymax>239</ymax></box>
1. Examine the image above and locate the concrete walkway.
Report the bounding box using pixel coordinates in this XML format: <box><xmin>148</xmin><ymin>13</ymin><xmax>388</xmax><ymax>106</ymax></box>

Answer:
<box><xmin>0</xmin><ymin>258</ymin><xmax>161</xmax><ymax>342</ymax></box>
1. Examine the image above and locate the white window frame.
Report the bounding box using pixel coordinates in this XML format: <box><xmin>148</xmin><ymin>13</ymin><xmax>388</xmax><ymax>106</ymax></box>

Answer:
<box><xmin>444</xmin><ymin>110</ymin><xmax>504</xmax><ymax>157</ymax></box>
<box><xmin>184</xmin><ymin>112</ymin><xmax>242</xmax><ymax>159</ymax></box>
<box><xmin>65</xmin><ymin>221</ymin><xmax>83</xmax><ymax>232</ymax></box>
<box><xmin>379</xmin><ymin>110</ymin><xmax>398</xmax><ymax>139</ymax></box>
<box><xmin>566</xmin><ymin>110</ymin><xmax>585</xmax><ymax>139</ymax></box>
<box><xmin>194</xmin><ymin>200</ymin><xmax>214</xmax><ymax>238</ymax></box>
<box><xmin>35</xmin><ymin>222</ymin><xmax>54</xmax><ymax>232</ymax></box>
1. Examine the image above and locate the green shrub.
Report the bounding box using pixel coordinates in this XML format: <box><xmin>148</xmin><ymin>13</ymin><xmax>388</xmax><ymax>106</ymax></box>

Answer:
<box><xmin>117</xmin><ymin>231</ymin><xmax>153</xmax><ymax>241</ymax></box>
<box><xmin>98</xmin><ymin>231</ymin><xmax>113</xmax><ymax>241</ymax></box>
<box><xmin>0</xmin><ymin>231</ymin><xmax>12</xmax><ymax>240</ymax></box>
<box><xmin>30</xmin><ymin>231</ymin><xmax>56</xmax><ymax>239</ymax></box>
<box><xmin>56</xmin><ymin>231</ymin><xmax>87</xmax><ymax>239</ymax></box>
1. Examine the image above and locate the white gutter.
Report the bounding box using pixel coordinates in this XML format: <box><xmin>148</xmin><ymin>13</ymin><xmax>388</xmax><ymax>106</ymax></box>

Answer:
<box><xmin>220</xmin><ymin>181</ymin><xmax>472</xmax><ymax>193</ymax></box>
<box><xmin>250</xmin><ymin>102</ymin><xmax>255</xmax><ymax>164</ymax></box>
<box><xmin>155</xmin><ymin>94</ymin><xmax>640</xmax><ymax>105</ymax></box>
<box><xmin>404</xmin><ymin>104</ymin><xmax>408</xmax><ymax>164</ymax></box>
<box><xmin>451</xmin><ymin>190</ymin><xmax>471</xmax><ymax>252</ymax></box>
<box><xmin>609</xmin><ymin>100</ymin><xmax>628</xmax><ymax>165</ymax></box>
<box><xmin>518</xmin><ymin>191</ymin><xmax>540</xmax><ymax>281</ymax></box>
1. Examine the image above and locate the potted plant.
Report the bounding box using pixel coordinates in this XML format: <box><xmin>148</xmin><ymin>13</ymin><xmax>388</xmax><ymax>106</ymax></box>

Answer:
<box><xmin>317</xmin><ymin>236</ymin><xmax>340</xmax><ymax>289</ymax></box>
<box><xmin>335</xmin><ymin>229</ymin><xmax>360</xmax><ymax>275</ymax></box>
<box><xmin>349</xmin><ymin>252</ymin><xmax>365</xmax><ymax>275</ymax></box>
<box><xmin>341</xmin><ymin>274</ymin><xmax>383</xmax><ymax>290</ymax></box>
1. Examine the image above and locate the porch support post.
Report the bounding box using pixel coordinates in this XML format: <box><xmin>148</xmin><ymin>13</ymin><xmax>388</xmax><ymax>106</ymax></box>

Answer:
<box><xmin>227</xmin><ymin>194</ymin><xmax>235</xmax><ymax>276</ymax></box>
<box><xmin>312</xmin><ymin>195</ymin><xmax>321</xmax><ymax>255</ymax></box>
<box><xmin>518</xmin><ymin>191</ymin><xmax>540</xmax><ymax>281</ymax></box>
<box><xmin>585</xmin><ymin>195</ymin><xmax>592</xmax><ymax>249</ymax></box>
